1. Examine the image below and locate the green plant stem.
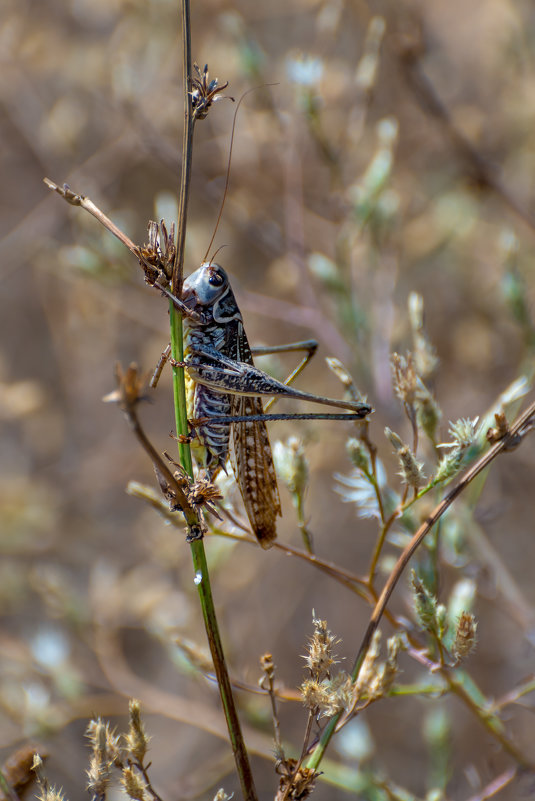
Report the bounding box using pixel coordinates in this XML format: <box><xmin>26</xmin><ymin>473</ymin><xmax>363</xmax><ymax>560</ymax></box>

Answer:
<box><xmin>444</xmin><ymin>669</ymin><xmax>534</xmax><ymax>768</ymax></box>
<box><xmin>170</xmin><ymin>2</ymin><xmax>258</xmax><ymax>798</ymax></box>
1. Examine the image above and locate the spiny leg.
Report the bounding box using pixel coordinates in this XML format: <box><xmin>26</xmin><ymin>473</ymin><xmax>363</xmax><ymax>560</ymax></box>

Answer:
<box><xmin>185</xmin><ymin>344</ymin><xmax>372</xmax><ymax>416</ymax></box>
<box><xmin>251</xmin><ymin>339</ymin><xmax>318</xmax><ymax>412</ymax></box>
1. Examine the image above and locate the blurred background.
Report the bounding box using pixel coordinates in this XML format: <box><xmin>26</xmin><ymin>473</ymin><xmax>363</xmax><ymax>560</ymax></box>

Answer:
<box><xmin>1</xmin><ymin>0</ymin><xmax>535</xmax><ymax>798</ymax></box>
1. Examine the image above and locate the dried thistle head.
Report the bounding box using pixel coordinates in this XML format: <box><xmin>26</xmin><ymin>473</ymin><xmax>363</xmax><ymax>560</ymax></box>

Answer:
<box><xmin>303</xmin><ymin>616</ymin><xmax>340</xmax><ymax>681</ymax></box>
<box><xmin>190</xmin><ymin>63</ymin><xmax>233</xmax><ymax>121</ymax></box>
<box><xmin>124</xmin><ymin>699</ymin><xmax>150</xmax><ymax>765</ymax></box>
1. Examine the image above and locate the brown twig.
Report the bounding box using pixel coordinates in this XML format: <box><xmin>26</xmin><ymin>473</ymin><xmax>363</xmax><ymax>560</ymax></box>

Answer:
<box><xmin>306</xmin><ymin>398</ymin><xmax>535</xmax><ymax>771</ymax></box>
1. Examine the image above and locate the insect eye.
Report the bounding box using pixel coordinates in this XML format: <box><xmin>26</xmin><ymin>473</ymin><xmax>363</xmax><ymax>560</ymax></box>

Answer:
<box><xmin>208</xmin><ymin>271</ymin><xmax>225</xmax><ymax>287</ymax></box>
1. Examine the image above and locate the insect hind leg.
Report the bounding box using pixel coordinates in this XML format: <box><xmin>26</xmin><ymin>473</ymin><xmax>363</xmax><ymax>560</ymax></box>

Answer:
<box><xmin>250</xmin><ymin>339</ymin><xmax>318</xmax><ymax>411</ymax></box>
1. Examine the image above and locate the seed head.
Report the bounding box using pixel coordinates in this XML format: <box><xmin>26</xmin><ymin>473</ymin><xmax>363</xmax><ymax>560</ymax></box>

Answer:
<box><xmin>85</xmin><ymin>718</ymin><xmax>121</xmax><ymax>798</ymax></box>
<box><xmin>354</xmin><ymin>630</ymin><xmax>382</xmax><ymax>700</ymax></box>
<box><xmin>391</xmin><ymin>353</ymin><xmax>419</xmax><ymax>409</ymax></box>
<box><xmin>190</xmin><ymin>63</ymin><xmax>233</xmax><ymax>120</ymax></box>
<box><xmin>385</xmin><ymin>428</ymin><xmax>426</xmax><ymax>488</ymax></box>
<box><xmin>121</xmin><ymin>767</ymin><xmax>147</xmax><ymax>801</ymax></box>
<box><xmin>346</xmin><ymin>438</ymin><xmax>370</xmax><ymax>472</ymax></box>
<box><xmin>453</xmin><ymin>613</ymin><xmax>477</xmax><ymax>662</ymax></box>
<box><xmin>411</xmin><ymin>571</ymin><xmax>438</xmax><ymax>633</ymax></box>
<box><xmin>303</xmin><ymin>616</ymin><xmax>340</xmax><ymax>681</ymax></box>
<box><xmin>124</xmin><ymin>700</ymin><xmax>149</xmax><ymax>764</ymax></box>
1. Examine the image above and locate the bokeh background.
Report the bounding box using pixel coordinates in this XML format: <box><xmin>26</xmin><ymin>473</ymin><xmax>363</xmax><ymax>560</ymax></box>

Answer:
<box><xmin>1</xmin><ymin>0</ymin><xmax>535</xmax><ymax>799</ymax></box>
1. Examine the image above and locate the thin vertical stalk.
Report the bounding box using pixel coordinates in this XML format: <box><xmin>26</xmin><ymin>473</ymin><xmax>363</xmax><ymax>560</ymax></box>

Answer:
<box><xmin>171</xmin><ymin>2</ymin><xmax>258</xmax><ymax>798</ymax></box>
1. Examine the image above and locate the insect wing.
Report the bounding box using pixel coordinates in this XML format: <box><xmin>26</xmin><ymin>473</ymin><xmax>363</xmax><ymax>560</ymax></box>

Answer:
<box><xmin>229</xmin><ymin>394</ymin><xmax>281</xmax><ymax>549</ymax></box>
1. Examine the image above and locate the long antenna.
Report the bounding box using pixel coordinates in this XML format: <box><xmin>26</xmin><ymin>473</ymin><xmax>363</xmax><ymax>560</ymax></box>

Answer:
<box><xmin>203</xmin><ymin>84</ymin><xmax>277</xmax><ymax>263</ymax></box>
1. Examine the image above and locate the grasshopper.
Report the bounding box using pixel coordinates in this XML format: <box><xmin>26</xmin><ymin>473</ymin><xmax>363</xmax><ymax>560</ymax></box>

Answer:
<box><xmin>166</xmin><ymin>260</ymin><xmax>372</xmax><ymax>549</ymax></box>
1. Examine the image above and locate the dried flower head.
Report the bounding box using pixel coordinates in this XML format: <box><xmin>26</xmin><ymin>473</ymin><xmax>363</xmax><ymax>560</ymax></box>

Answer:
<box><xmin>385</xmin><ymin>427</ymin><xmax>426</xmax><ymax>488</ymax></box>
<box><xmin>187</xmin><ymin>472</ymin><xmax>223</xmax><ymax>517</ymax></box>
<box><xmin>380</xmin><ymin>633</ymin><xmax>404</xmax><ymax>694</ymax></box>
<box><xmin>138</xmin><ymin>220</ymin><xmax>176</xmax><ymax>284</ymax></box>
<box><xmin>190</xmin><ymin>63</ymin><xmax>233</xmax><ymax>121</ymax></box>
<box><xmin>86</xmin><ymin>718</ymin><xmax>121</xmax><ymax>799</ymax></box>
<box><xmin>486</xmin><ymin>412</ymin><xmax>510</xmax><ymax>444</ymax></box>
<box><xmin>2</xmin><ymin>745</ymin><xmax>42</xmax><ymax>795</ymax></box>
<box><xmin>124</xmin><ymin>700</ymin><xmax>150</xmax><ymax>765</ymax></box>
<box><xmin>260</xmin><ymin>652</ymin><xmax>275</xmax><ymax>681</ymax></box>
<box><xmin>273</xmin><ymin>437</ymin><xmax>309</xmax><ymax>498</ymax></box>
<box><xmin>447</xmin><ymin>417</ymin><xmax>480</xmax><ymax>450</ymax></box>
<box><xmin>212</xmin><ymin>791</ymin><xmax>233</xmax><ymax>801</ymax></box>
<box><xmin>408</xmin><ymin>292</ymin><xmax>438</xmax><ymax>379</ymax></box>
<box><xmin>303</xmin><ymin>616</ymin><xmax>340</xmax><ymax>681</ymax></box>
<box><xmin>354</xmin><ymin>630</ymin><xmax>382</xmax><ymax>701</ymax></box>
<box><xmin>391</xmin><ymin>352</ymin><xmax>419</xmax><ymax>409</ymax></box>
<box><xmin>326</xmin><ymin>357</ymin><xmax>366</xmax><ymax>403</ymax></box>
<box><xmin>103</xmin><ymin>363</ymin><xmax>148</xmax><ymax>410</ymax></box>
<box><xmin>433</xmin><ymin>449</ymin><xmax>464</xmax><ymax>484</ymax></box>
<box><xmin>345</xmin><ymin>438</ymin><xmax>370</xmax><ymax>472</ymax></box>
<box><xmin>121</xmin><ymin>766</ymin><xmax>147</xmax><ymax>801</ymax></box>
<box><xmin>411</xmin><ymin>571</ymin><xmax>438</xmax><ymax>633</ymax></box>
<box><xmin>416</xmin><ymin>387</ymin><xmax>442</xmax><ymax>444</ymax></box>
<box><xmin>355</xmin><ymin>16</ymin><xmax>385</xmax><ymax>94</ymax></box>
<box><xmin>300</xmin><ymin>673</ymin><xmax>352</xmax><ymax>717</ymax></box>
<box><xmin>32</xmin><ymin>755</ymin><xmax>66</xmax><ymax>801</ymax></box>
<box><xmin>276</xmin><ymin>758</ymin><xmax>318</xmax><ymax>800</ymax></box>
<box><xmin>453</xmin><ymin>612</ymin><xmax>477</xmax><ymax>662</ymax></box>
